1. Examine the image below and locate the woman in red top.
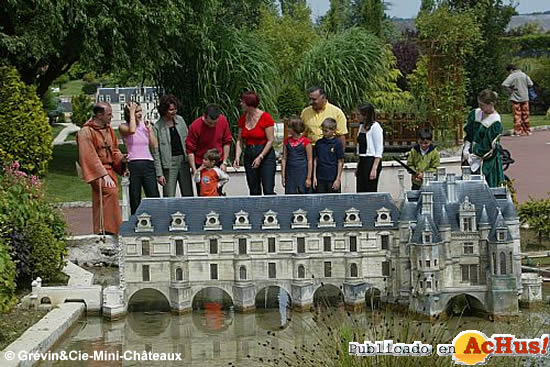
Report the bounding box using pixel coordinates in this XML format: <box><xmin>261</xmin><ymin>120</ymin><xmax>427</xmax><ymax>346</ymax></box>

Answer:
<box><xmin>233</xmin><ymin>91</ymin><xmax>276</xmax><ymax>195</ymax></box>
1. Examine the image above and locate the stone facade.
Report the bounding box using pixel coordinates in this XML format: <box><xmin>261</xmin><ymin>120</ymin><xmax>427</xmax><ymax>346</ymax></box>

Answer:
<box><xmin>118</xmin><ymin>169</ymin><xmax>523</xmax><ymax>318</ymax></box>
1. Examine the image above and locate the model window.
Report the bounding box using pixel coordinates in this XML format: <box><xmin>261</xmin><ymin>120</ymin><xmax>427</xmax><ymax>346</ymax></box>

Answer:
<box><xmin>142</xmin><ymin>265</ymin><xmax>150</xmax><ymax>281</ymax></box>
<box><xmin>324</xmin><ymin>262</ymin><xmax>332</xmax><ymax>277</ymax></box>
<box><xmin>210</xmin><ymin>264</ymin><xmax>218</xmax><ymax>280</ymax></box>
<box><xmin>268</xmin><ymin>238</ymin><xmax>276</xmax><ymax>253</ymax></box>
<box><xmin>238</xmin><ymin>238</ymin><xmax>247</xmax><ymax>255</ymax></box>
<box><xmin>297</xmin><ymin>237</ymin><xmax>305</xmax><ymax>253</ymax></box>
<box><xmin>175</xmin><ymin>239</ymin><xmax>184</xmax><ymax>256</ymax></box>
<box><xmin>209</xmin><ymin>239</ymin><xmax>218</xmax><ymax>254</ymax></box>
<box><xmin>381</xmin><ymin>235</ymin><xmax>389</xmax><ymax>250</ymax></box>
<box><xmin>268</xmin><ymin>263</ymin><xmax>276</xmax><ymax>278</ymax></box>
<box><xmin>350</xmin><ymin>263</ymin><xmax>358</xmax><ymax>277</ymax></box>
<box><xmin>382</xmin><ymin>261</ymin><xmax>390</xmax><ymax>276</ymax></box>
<box><xmin>142</xmin><ymin>240</ymin><xmax>150</xmax><ymax>256</ymax></box>
<box><xmin>350</xmin><ymin>236</ymin><xmax>357</xmax><ymax>252</ymax></box>
<box><xmin>323</xmin><ymin>236</ymin><xmax>331</xmax><ymax>252</ymax></box>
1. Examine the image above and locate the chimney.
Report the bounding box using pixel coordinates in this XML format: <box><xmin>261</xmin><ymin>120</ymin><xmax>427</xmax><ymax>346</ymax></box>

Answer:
<box><xmin>423</xmin><ymin>171</ymin><xmax>435</xmax><ymax>187</ymax></box>
<box><xmin>437</xmin><ymin>167</ymin><xmax>447</xmax><ymax>182</ymax></box>
<box><xmin>398</xmin><ymin>169</ymin><xmax>406</xmax><ymax>200</ymax></box>
<box><xmin>446</xmin><ymin>173</ymin><xmax>457</xmax><ymax>203</ymax></box>
<box><xmin>462</xmin><ymin>166</ymin><xmax>472</xmax><ymax>181</ymax></box>
<box><xmin>421</xmin><ymin>191</ymin><xmax>433</xmax><ymax>217</ymax></box>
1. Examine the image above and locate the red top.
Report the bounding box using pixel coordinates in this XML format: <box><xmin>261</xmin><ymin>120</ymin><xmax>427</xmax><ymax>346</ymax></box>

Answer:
<box><xmin>186</xmin><ymin>115</ymin><xmax>233</xmax><ymax>166</ymax></box>
<box><xmin>238</xmin><ymin>112</ymin><xmax>275</xmax><ymax>146</ymax></box>
<box><xmin>199</xmin><ymin>169</ymin><xmax>221</xmax><ymax>197</ymax></box>
<box><xmin>284</xmin><ymin>135</ymin><xmax>311</xmax><ymax>148</ymax></box>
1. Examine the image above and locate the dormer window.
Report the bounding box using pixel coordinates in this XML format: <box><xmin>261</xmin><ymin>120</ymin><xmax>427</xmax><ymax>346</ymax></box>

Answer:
<box><xmin>497</xmin><ymin>229</ymin><xmax>506</xmax><ymax>242</ymax></box>
<box><xmin>318</xmin><ymin>209</ymin><xmax>335</xmax><ymax>228</ymax></box>
<box><xmin>292</xmin><ymin>209</ymin><xmax>310</xmax><ymax>229</ymax></box>
<box><xmin>233</xmin><ymin>210</ymin><xmax>251</xmax><ymax>230</ymax></box>
<box><xmin>461</xmin><ymin>217</ymin><xmax>473</xmax><ymax>232</ymax></box>
<box><xmin>344</xmin><ymin>208</ymin><xmax>362</xmax><ymax>227</ymax></box>
<box><xmin>135</xmin><ymin>213</ymin><xmax>153</xmax><ymax>232</ymax></box>
<box><xmin>262</xmin><ymin>210</ymin><xmax>280</xmax><ymax>230</ymax></box>
<box><xmin>119</xmin><ymin>94</ymin><xmax>126</xmax><ymax>103</ymax></box>
<box><xmin>169</xmin><ymin>212</ymin><xmax>188</xmax><ymax>231</ymax></box>
<box><xmin>423</xmin><ymin>232</ymin><xmax>432</xmax><ymax>244</ymax></box>
<box><xmin>375</xmin><ymin>207</ymin><xmax>393</xmax><ymax>227</ymax></box>
<box><xmin>204</xmin><ymin>211</ymin><xmax>222</xmax><ymax>231</ymax></box>
<box><xmin>459</xmin><ymin>196</ymin><xmax>476</xmax><ymax>232</ymax></box>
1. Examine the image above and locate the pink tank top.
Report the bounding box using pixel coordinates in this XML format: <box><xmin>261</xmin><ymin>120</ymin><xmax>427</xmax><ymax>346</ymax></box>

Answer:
<box><xmin>123</xmin><ymin>122</ymin><xmax>153</xmax><ymax>161</ymax></box>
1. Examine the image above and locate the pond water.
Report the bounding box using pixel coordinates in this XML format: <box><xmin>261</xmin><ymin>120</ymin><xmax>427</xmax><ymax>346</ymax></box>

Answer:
<box><xmin>39</xmin><ymin>285</ymin><xmax>550</xmax><ymax>367</ymax></box>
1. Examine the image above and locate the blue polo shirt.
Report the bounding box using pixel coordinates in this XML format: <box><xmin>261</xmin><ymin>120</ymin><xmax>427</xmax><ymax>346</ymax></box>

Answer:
<box><xmin>315</xmin><ymin>137</ymin><xmax>345</xmax><ymax>182</ymax></box>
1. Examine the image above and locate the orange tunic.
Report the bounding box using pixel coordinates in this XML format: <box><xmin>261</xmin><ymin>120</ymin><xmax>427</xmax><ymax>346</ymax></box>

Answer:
<box><xmin>77</xmin><ymin>119</ymin><xmax>125</xmax><ymax>234</ymax></box>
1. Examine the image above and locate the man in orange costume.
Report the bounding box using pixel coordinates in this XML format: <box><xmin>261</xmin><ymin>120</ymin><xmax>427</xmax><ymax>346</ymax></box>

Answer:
<box><xmin>77</xmin><ymin>102</ymin><xmax>126</xmax><ymax>235</ymax></box>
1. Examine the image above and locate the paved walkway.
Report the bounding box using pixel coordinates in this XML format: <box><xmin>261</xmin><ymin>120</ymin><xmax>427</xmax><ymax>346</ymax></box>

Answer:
<box><xmin>53</xmin><ymin>123</ymin><xmax>80</xmax><ymax>145</ymax></box>
<box><xmin>501</xmin><ymin>129</ymin><xmax>550</xmax><ymax>203</ymax></box>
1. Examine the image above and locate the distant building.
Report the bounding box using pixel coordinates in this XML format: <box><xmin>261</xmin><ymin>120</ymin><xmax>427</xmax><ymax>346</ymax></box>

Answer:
<box><xmin>95</xmin><ymin>87</ymin><xmax>161</xmax><ymax>127</ymax></box>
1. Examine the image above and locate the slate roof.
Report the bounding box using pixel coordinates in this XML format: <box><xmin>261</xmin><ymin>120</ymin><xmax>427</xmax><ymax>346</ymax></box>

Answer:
<box><xmin>411</xmin><ymin>214</ymin><xmax>442</xmax><ymax>244</ymax></box>
<box><xmin>120</xmin><ymin>193</ymin><xmax>400</xmax><ymax>236</ymax></box>
<box><xmin>401</xmin><ymin>176</ymin><xmax>517</xmax><ymax>244</ymax></box>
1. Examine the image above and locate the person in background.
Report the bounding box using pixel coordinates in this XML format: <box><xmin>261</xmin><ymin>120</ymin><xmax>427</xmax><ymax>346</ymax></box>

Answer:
<box><xmin>194</xmin><ymin>149</ymin><xmax>229</xmax><ymax>197</ymax></box>
<box><xmin>463</xmin><ymin>89</ymin><xmax>505</xmax><ymax>188</ymax></box>
<box><xmin>502</xmin><ymin>64</ymin><xmax>534</xmax><ymax>136</ymax></box>
<box><xmin>76</xmin><ymin>102</ymin><xmax>126</xmax><ymax>234</ymax></box>
<box><xmin>152</xmin><ymin>95</ymin><xmax>193</xmax><ymax>197</ymax></box>
<box><xmin>119</xmin><ymin>102</ymin><xmax>160</xmax><ymax>214</ymax></box>
<box><xmin>281</xmin><ymin>118</ymin><xmax>312</xmax><ymax>194</ymax></box>
<box><xmin>355</xmin><ymin>102</ymin><xmax>383</xmax><ymax>193</ymax></box>
<box><xmin>301</xmin><ymin>86</ymin><xmax>348</xmax><ymax>147</ymax></box>
<box><xmin>233</xmin><ymin>91</ymin><xmax>276</xmax><ymax>195</ymax></box>
<box><xmin>407</xmin><ymin>127</ymin><xmax>440</xmax><ymax>190</ymax></box>
<box><xmin>186</xmin><ymin>104</ymin><xmax>233</xmax><ymax>195</ymax></box>
<box><xmin>313</xmin><ymin>118</ymin><xmax>345</xmax><ymax>193</ymax></box>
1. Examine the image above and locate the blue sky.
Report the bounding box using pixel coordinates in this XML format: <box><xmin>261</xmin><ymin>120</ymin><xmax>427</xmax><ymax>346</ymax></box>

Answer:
<box><xmin>307</xmin><ymin>0</ymin><xmax>550</xmax><ymax>20</ymax></box>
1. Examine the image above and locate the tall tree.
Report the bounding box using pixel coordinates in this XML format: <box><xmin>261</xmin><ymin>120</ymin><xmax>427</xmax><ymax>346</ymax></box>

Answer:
<box><xmin>280</xmin><ymin>0</ymin><xmax>307</xmax><ymax>17</ymax></box>
<box><xmin>319</xmin><ymin>0</ymin><xmax>353</xmax><ymax>34</ymax></box>
<box><xmin>444</xmin><ymin>0</ymin><xmax>516</xmax><ymax>105</ymax></box>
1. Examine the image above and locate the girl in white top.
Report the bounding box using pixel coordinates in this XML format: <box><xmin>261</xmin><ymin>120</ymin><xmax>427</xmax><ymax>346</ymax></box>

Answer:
<box><xmin>355</xmin><ymin>103</ymin><xmax>383</xmax><ymax>192</ymax></box>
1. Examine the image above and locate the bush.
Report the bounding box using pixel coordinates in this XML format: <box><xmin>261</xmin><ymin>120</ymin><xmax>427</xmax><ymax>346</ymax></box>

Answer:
<box><xmin>0</xmin><ymin>162</ymin><xmax>67</xmax><ymax>288</ymax></box>
<box><xmin>296</xmin><ymin>28</ymin><xmax>388</xmax><ymax>113</ymax></box>
<box><xmin>277</xmin><ymin>84</ymin><xmax>306</xmax><ymax>119</ymax></box>
<box><xmin>518</xmin><ymin>196</ymin><xmax>550</xmax><ymax>244</ymax></box>
<box><xmin>0</xmin><ymin>235</ymin><xmax>16</xmax><ymax>313</ymax></box>
<box><xmin>0</xmin><ymin>67</ymin><xmax>53</xmax><ymax>175</ymax></box>
<box><xmin>71</xmin><ymin>94</ymin><xmax>93</xmax><ymax>127</ymax></box>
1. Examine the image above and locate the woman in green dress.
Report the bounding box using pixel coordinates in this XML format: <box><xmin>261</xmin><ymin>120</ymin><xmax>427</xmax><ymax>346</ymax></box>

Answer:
<box><xmin>462</xmin><ymin>89</ymin><xmax>505</xmax><ymax>187</ymax></box>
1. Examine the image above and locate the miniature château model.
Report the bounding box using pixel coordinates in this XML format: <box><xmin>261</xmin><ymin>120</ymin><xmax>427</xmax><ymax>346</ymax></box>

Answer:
<box><xmin>95</xmin><ymin>86</ymin><xmax>160</xmax><ymax>126</ymax></box>
<box><xmin>117</xmin><ymin>169</ymin><xmax>522</xmax><ymax>318</ymax></box>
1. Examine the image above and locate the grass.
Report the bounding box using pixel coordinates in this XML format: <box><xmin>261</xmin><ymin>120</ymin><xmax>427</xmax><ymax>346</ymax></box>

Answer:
<box><xmin>59</xmin><ymin>79</ymin><xmax>86</xmax><ymax>97</ymax></box>
<box><xmin>50</xmin><ymin>124</ymin><xmax>65</xmax><ymax>139</ymax></box>
<box><xmin>0</xmin><ymin>293</ymin><xmax>47</xmax><ymax>350</ymax></box>
<box><xmin>43</xmin><ymin>144</ymin><xmax>91</xmax><ymax>202</ymax></box>
<box><xmin>500</xmin><ymin>113</ymin><xmax>549</xmax><ymax>130</ymax></box>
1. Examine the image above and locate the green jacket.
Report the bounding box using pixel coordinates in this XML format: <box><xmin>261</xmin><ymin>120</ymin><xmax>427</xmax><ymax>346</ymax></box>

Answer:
<box><xmin>407</xmin><ymin>144</ymin><xmax>440</xmax><ymax>186</ymax></box>
<box><xmin>152</xmin><ymin>115</ymin><xmax>189</xmax><ymax>177</ymax></box>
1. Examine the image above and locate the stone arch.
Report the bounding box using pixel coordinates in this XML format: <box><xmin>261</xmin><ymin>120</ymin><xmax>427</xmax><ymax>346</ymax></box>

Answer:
<box><xmin>255</xmin><ymin>285</ymin><xmax>292</xmax><ymax>309</ymax></box>
<box><xmin>365</xmin><ymin>288</ymin><xmax>382</xmax><ymax>310</ymax></box>
<box><xmin>444</xmin><ymin>293</ymin><xmax>487</xmax><ymax>316</ymax></box>
<box><xmin>128</xmin><ymin>288</ymin><xmax>170</xmax><ymax>312</ymax></box>
<box><xmin>64</xmin><ymin>299</ymin><xmax>87</xmax><ymax>309</ymax></box>
<box><xmin>40</xmin><ymin>296</ymin><xmax>51</xmax><ymax>305</ymax></box>
<box><xmin>313</xmin><ymin>283</ymin><xmax>344</xmax><ymax>308</ymax></box>
<box><xmin>192</xmin><ymin>287</ymin><xmax>233</xmax><ymax>310</ymax></box>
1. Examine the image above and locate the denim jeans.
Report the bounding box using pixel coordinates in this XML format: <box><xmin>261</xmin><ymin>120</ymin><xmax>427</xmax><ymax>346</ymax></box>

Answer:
<box><xmin>243</xmin><ymin>145</ymin><xmax>276</xmax><ymax>195</ymax></box>
<box><xmin>128</xmin><ymin>160</ymin><xmax>160</xmax><ymax>214</ymax></box>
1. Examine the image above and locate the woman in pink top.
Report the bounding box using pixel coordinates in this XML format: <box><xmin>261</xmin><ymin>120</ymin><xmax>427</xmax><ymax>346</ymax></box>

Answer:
<box><xmin>120</xmin><ymin>102</ymin><xmax>160</xmax><ymax>214</ymax></box>
<box><xmin>233</xmin><ymin>91</ymin><xmax>276</xmax><ymax>195</ymax></box>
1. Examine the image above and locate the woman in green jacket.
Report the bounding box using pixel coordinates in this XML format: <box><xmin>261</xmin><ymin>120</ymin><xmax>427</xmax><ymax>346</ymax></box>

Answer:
<box><xmin>462</xmin><ymin>89</ymin><xmax>505</xmax><ymax>188</ymax></box>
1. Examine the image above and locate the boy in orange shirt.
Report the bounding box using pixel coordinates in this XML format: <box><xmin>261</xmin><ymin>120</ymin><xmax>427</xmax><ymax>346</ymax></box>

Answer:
<box><xmin>193</xmin><ymin>149</ymin><xmax>229</xmax><ymax>196</ymax></box>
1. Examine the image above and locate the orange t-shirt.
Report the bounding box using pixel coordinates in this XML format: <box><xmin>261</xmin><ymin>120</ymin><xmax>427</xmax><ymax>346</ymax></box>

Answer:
<box><xmin>199</xmin><ymin>168</ymin><xmax>221</xmax><ymax>196</ymax></box>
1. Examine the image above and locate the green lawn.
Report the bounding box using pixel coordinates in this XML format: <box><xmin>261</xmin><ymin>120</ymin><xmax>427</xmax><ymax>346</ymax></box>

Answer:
<box><xmin>44</xmin><ymin>143</ymin><xmax>126</xmax><ymax>203</ymax></box>
<box><xmin>51</xmin><ymin>124</ymin><xmax>65</xmax><ymax>139</ymax></box>
<box><xmin>501</xmin><ymin>113</ymin><xmax>549</xmax><ymax>131</ymax></box>
<box><xmin>43</xmin><ymin>144</ymin><xmax>91</xmax><ymax>202</ymax></box>
<box><xmin>59</xmin><ymin>79</ymin><xmax>85</xmax><ymax>97</ymax></box>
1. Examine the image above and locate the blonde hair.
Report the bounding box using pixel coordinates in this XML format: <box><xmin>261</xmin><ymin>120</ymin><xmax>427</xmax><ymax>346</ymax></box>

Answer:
<box><xmin>321</xmin><ymin>118</ymin><xmax>337</xmax><ymax>130</ymax></box>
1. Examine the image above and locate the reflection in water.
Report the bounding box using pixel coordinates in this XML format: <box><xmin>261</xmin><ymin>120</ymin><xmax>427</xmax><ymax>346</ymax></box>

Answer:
<box><xmin>255</xmin><ymin>286</ymin><xmax>292</xmax><ymax>329</ymax></box>
<box><xmin>39</xmin><ymin>285</ymin><xmax>550</xmax><ymax>367</ymax></box>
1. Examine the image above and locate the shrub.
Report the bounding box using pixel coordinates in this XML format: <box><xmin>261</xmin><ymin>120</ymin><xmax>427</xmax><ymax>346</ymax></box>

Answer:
<box><xmin>0</xmin><ymin>162</ymin><xmax>67</xmax><ymax>288</ymax></box>
<box><xmin>296</xmin><ymin>28</ymin><xmax>388</xmax><ymax>113</ymax></box>
<box><xmin>277</xmin><ymin>84</ymin><xmax>306</xmax><ymax>119</ymax></box>
<box><xmin>71</xmin><ymin>94</ymin><xmax>93</xmax><ymax>127</ymax></box>
<box><xmin>518</xmin><ymin>196</ymin><xmax>550</xmax><ymax>244</ymax></box>
<box><xmin>81</xmin><ymin>82</ymin><xmax>99</xmax><ymax>95</ymax></box>
<box><xmin>0</xmin><ymin>67</ymin><xmax>52</xmax><ymax>175</ymax></box>
<box><xmin>0</xmin><ymin>235</ymin><xmax>16</xmax><ymax>313</ymax></box>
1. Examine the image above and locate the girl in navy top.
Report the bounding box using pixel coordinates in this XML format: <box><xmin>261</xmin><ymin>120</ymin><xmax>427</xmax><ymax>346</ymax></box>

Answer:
<box><xmin>281</xmin><ymin>118</ymin><xmax>312</xmax><ymax>194</ymax></box>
